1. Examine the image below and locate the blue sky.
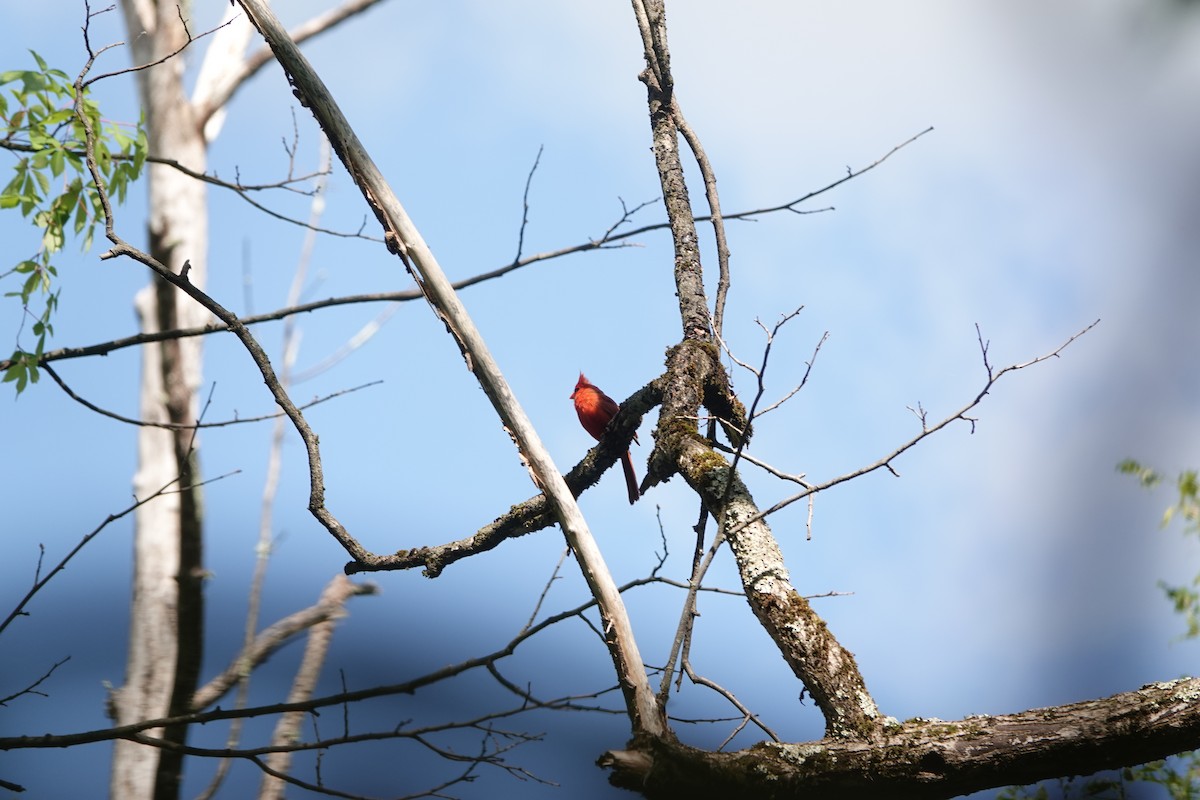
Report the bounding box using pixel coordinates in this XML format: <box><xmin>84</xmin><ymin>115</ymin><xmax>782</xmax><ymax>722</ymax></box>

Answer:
<box><xmin>2</xmin><ymin>2</ymin><xmax>1200</xmax><ymax>798</ymax></box>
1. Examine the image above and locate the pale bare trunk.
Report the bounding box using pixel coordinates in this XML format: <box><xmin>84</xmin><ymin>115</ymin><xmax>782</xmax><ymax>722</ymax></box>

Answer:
<box><xmin>110</xmin><ymin>2</ymin><xmax>210</xmax><ymax>797</ymax></box>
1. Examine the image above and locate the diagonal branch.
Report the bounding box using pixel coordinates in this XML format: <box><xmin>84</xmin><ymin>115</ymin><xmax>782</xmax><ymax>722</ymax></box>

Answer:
<box><xmin>190</xmin><ymin>576</ymin><xmax>377</xmax><ymax>711</ymax></box>
<box><xmin>0</xmin><ymin>196</ymin><xmax>654</xmax><ymax>372</ymax></box>
<box><xmin>41</xmin><ymin>360</ymin><xmax>379</xmax><ymax>430</ymax></box>
<box><xmin>666</xmin><ymin>349</ymin><xmax>882</xmax><ymax>739</ymax></box>
<box><xmin>235</xmin><ymin>0</ymin><xmax>666</xmax><ymax>741</ymax></box>
<box><xmin>0</xmin><ymin>468</ymin><xmax>236</xmax><ymax>640</ymax></box>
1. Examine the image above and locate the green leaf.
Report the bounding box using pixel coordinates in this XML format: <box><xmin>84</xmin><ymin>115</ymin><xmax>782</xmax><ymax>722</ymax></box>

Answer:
<box><xmin>31</xmin><ymin>167</ymin><xmax>49</xmax><ymax>196</ymax></box>
<box><xmin>110</xmin><ymin>125</ymin><xmax>133</xmax><ymax>150</ymax></box>
<box><xmin>1117</xmin><ymin>458</ymin><xmax>1160</xmax><ymax>488</ymax></box>
<box><xmin>41</xmin><ymin>224</ymin><xmax>64</xmax><ymax>254</ymax></box>
<box><xmin>43</xmin><ymin>108</ymin><xmax>73</xmax><ymax>127</ymax></box>
<box><xmin>95</xmin><ymin>145</ymin><xmax>111</xmax><ymax>176</ymax></box>
<box><xmin>21</xmin><ymin>270</ymin><xmax>42</xmax><ymax>298</ymax></box>
<box><xmin>1179</xmin><ymin>470</ymin><xmax>1198</xmax><ymax>501</ymax></box>
<box><xmin>3</xmin><ymin>360</ymin><xmax>29</xmax><ymax>394</ymax></box>
<box><xmin>72</xmin><ymin>195</ymin><xmax>87</xmax><ymax>235</ymax></box>
<box><xmin>48</xmin><ymin>146</ymin><xmax>65</xmax><ymax>178</ymax></box>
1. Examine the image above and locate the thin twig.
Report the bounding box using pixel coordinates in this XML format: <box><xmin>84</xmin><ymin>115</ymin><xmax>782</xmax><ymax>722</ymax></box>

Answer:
<box><xmin>0</xmin><ymin>657</ymin><xmax>71</xmax><ymax>707</ymax></box>
<box><xmin>80</xmin><ymin>4</ymin><xmax>233</xmax><ymax>88</ymax></box>
<box><xmin>0</xmin><ymin>469</ymin><xmax>238</xmax><ymax>638</ymax></box>
<box><xmin>752</xmin><ymin>330</ymin><xmax>828</xmax><ymax>419</ymax></box>
<box><xmin>729</xmin><ymin>319</ymin><xmax>1102</xmax><ymax>537</ymax></box>
<box><xmin>522</xmin><ymin>547</ymin><xmax>570</xmax><ymax>634</ymax></box>
<box><xmin>682</xmin><ymin>664</ymin><xmax>780</xmax><ymax>747</ymax></box>
<box><xmin>41</xmin><ymin>361</ymin><xmax>380</xmax><ymax>429</ymax></box>
<box><xmin>511</xmin><ymin>145</ymin><xmax>543</xmax><ymax>266</ymax></box>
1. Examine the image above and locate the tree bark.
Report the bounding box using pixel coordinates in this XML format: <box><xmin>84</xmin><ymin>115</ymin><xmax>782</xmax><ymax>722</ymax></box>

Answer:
<box><xmin>108</xmin><ymin>3</ymin><xmax>256</xmax><ymax>797</ymax></box>
<box><xmin>603</xmin><ymin>678</ymin><xmax>1200</xmax><ymax>799</ymax></box>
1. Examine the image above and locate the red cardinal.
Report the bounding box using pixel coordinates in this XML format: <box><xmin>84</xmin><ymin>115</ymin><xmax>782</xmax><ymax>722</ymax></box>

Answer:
<box><xmin>571</xmin><ymin>372</ymin><xmax>640</xmax><ymax>504</ymax></box>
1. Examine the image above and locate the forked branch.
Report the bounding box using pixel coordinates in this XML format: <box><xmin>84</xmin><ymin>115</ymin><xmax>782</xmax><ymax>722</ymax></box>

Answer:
<box><xmin>731</xmin><ymin>319</ymin><xmax>1102</xmax><ymax>538</ymax></box>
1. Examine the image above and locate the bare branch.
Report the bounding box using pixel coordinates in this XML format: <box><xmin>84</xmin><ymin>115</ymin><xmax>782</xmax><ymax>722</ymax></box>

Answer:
<box><xmin>190</xmin><ymin>577</ymin><xmax>377</xmax><ymax>711</ymax></box>
<box><xmin>681</xmin><ymin>663</ymin><xmax>780</xmax><ymax>747</ymax></box>
<box><xmin>726</xmin><ymin>126</ymin><xmax>935</xmax><ymax>222</ymax></box>
<box><xmin>511</xmin><ymin>144</ymin><xmax>544</xmax><ymax>265</ymax></box>
<box><xmin>733</xmin><ymin>319</ymin><xmax>1102</xmax><ymax>536</ymax></box>
<box><xmin>291</xmin><ymin>304</ymin><xmax>399</xmax><ymax>383</ymax></box>
<box><xmin>631</xmin><ymin>0</ymin><xmax>711</xmax><ymax>343</ymax></box>
<box><xmin>522</xmin><ymin>547</ymin><xmax>571</xmax><ymax>634</ymax></box>
<box><xmin>0</xmin><ymin>468</ymin><xmax>235</xmax><ymax>640</ymax></box>
<box><xmin>710</xmin><ymin>441</ymin><xmax>810</xmax><ymax>485</ymax></box>
<box><xmin>261</xmin><ymin>576</ymin><xmax>373</xmax><ymax>799</ymax></box>
<box><xmin>752</xmin><ymin>330</ymin><xmax>828</xmax><ymax>419</ymax></box>
<box><xmin>0</xmin><ymin>656</ymin><xmax>71</xmax><ymax>707</ymax></box>
<box><xmin>662</xmin><ymin>309</ymin><xmax>810</xmax><ymax>703</ymax></box>
<box><xmin>41</xmin><ymin>362</ymin><xmax>380</xmax><ymax>430</ymax></box>
<box><xmin>80</xmin><ymin>5</ymin><xmax>233</xmax><ymax>88</ymax></box>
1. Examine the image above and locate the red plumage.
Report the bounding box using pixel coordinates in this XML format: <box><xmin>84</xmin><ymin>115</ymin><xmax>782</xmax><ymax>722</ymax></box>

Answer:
<box><xmin>570</xmin><ymin>372</ymin><xmax>640</xmax><ymax>504</ymax></box>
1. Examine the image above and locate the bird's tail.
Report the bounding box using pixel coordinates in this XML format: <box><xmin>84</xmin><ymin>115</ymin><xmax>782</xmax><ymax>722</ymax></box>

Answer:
<box><xmin>621</xmin><ymin>450</ymin><xmax>640</xmax><ymax>505</ymax></box>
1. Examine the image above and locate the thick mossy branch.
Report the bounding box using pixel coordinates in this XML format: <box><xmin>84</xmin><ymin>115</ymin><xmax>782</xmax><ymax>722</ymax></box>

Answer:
<box><xmin>641</xmin><ymin>341</ymin><xmax>881</xmax><ymax>739</ymax></box>
<box><xmin>645</xmin><ymin>341</ymin><xmax>719</xmax><ymax>488</ymax></box>
<box><xmin>603</xmin><ymin>677</ymin><xmax>1200</xmax><ymax>800</ymax></box>
<box><xmin>675</xmin><ymin>435</ymin><xmax>882</xmax><ymax>740</ymax></box>
<box><xmin>702</xmin><ymin>360</ymin><xmax>752</xmax><ymax>448</ymax></box>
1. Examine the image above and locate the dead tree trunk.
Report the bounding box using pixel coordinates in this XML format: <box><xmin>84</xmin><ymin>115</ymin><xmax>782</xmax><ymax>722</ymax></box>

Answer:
<box><xmin>108</xmin><ymin>5</ymin><xmax>251</xmax><ymax>797</ymax></box>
